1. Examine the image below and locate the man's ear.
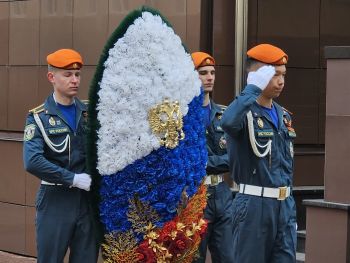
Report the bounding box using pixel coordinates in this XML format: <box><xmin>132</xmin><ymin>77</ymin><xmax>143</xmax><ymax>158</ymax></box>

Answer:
<box><xmin>47</xmin><ymin>72</ymin><xmax>54</xmax><ymax>83</ymax></box>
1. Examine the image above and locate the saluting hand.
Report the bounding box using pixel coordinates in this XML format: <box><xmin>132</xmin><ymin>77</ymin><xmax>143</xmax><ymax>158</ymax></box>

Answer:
<box><xmin>247</xmin><ymin>65</ymin><xmax>275</xmax><ymax>90</ymax></box>
<box><xmin>72</xmin><ymin>173</ymin><xmax>92</xmax><ymax>191</ymax></box>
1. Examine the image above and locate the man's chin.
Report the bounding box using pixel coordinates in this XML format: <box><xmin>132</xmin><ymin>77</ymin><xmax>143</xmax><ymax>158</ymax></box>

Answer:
<box><xmin>66</xmin><ymin>92</ymin><xmax>78</xmax><ymax>98</ymax></box>
<box><xmin>273</xmin><ymin>91</ymin><xmax>282</xmax><ymax>98</ymax></box>
<box><xmin>204</xmin><ymin>87</ymin><xmax>213</xmax><ymax>93</ymax></box>
<box><xmin>69</xmin><ymin>89</ymin><xmax>79</xmax><ymax>96</ymax></box>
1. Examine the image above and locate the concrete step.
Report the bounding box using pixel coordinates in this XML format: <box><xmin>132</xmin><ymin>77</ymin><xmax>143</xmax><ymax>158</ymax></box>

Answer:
<box><xmin>297</xmin><ymin>229</ymin><xmax>306</xmax><ymax>253</ymax></box>
<box><xmin>296</xmin><ymin>230</ymin><xmax>306</xmax><ymax>262</ymax></box>
<box><xmin>296</xmin><ymin>252</ymin><xmax>305</xmax><ymax>263</ymax></box>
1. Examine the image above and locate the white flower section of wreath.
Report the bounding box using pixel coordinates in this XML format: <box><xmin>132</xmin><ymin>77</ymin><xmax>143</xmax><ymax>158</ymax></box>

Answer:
<box><xmin>97</xmin><ymin>12</ymin><xmax>201</xmax><ymax>175</ymax></box>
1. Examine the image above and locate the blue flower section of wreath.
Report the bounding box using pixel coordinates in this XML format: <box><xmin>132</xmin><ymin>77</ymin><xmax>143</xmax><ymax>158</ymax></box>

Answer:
<box><xmin>99</xmin><ymin>92</ymin><xmax>207</xmax><ymax>233</ymax></box>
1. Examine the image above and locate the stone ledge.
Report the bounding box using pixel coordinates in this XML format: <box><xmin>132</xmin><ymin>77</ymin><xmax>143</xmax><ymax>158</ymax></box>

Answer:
<box><xmin>325</xmin><ymin>46</ymin><xmax>350</xmax><ymax>59</ymax></box>
<box><xmin>0</xmin><ymin>251</ymin><xmax>36</xmax><ymax>263</ymax></box>
<box><xmin>303</xmin><ymin>199</ymin><xmax>350</xmax><ymax>211</ymax></box>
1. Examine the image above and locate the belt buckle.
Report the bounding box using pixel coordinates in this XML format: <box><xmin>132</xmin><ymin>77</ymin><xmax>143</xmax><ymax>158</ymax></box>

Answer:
<box><xmin>210</xmin><ymin>175</ymin><xmax>218</xmax><ymax>186</ymax></box>
<box><xmin>278</xmin><ymin>186</ymin><xmax>287</xmax><ymax>200</ymax></box>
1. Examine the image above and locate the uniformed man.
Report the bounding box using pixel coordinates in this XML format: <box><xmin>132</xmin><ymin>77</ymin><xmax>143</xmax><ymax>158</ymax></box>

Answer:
<box><xmin>221</xmin><ymin>44</ymin><xmax>297</xmax><ymax>262</ymax></box>
<box><xmin>191</xmin><ymin>52</ymin><xmax>234</xmax><ymax>263</ymax></box>
<box><xmin>23</xmin><ymin>49</ymin><xmax>98</xmax><ymax>263</ymax></box>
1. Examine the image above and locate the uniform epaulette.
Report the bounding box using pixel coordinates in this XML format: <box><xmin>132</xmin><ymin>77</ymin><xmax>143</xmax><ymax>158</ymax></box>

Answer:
<box><xmin>81</xmin><ymin>100</ymin><xmax>89</xmax><ymax>105</ymax></box>
<box><xmin>282</xmin><ymin>107</ymin><xmax>293</xmax><ymax>115</ymax></box>
<box><xmin>29</xmin><ymin>104</ymin><xmax>45</xmax><ymax>114</ymax></box>
<box><xmin>217</xmin><ymin>104</ymin><xmax>227</xmax><ymax>110</ymax></box>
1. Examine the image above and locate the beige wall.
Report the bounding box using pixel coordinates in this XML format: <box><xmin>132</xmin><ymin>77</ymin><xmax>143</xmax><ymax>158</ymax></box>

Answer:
<box><xmin>0</xmin><ymin>0</ymin><xmax>201</xmax><ymax>132</ymax></box>
<box><xmin>0</xmin><ymin>0</ymin><xmax>201</xmax><ymax>257</ymax></box>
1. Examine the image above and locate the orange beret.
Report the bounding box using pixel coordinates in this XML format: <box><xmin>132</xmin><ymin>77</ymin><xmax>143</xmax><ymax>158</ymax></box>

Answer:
<box><xmin>247</xmin><ymin>44</ymin><xmax>288</xmax><ymax>65</ymax></box>
<box><xmin>191</xmin><ymin>52</ymin><xmax>215</xmax><ymax>69</ymax></box>
<box><xmin>47</xmin><ymin>49</ymin><xmax>83</xmax><ymax>70</ymax></box>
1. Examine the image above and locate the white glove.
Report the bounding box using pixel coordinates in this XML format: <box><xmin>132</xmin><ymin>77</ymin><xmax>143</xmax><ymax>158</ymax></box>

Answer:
<box><xmin>247</xmin><ymin>65</ymin><xmax>275</xmax><ymax>90</ymax></box>
<box><xmin>72</xmin><ymin>173</ymin><xmax>92</xmax><ymax>191</ymax></box>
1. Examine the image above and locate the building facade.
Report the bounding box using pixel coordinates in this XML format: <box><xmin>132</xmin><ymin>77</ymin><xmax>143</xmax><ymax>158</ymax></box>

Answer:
<box><xmin>1</xmin><ymin>0</ymin><xmax>350</xmax><ymax>257</ymax></box>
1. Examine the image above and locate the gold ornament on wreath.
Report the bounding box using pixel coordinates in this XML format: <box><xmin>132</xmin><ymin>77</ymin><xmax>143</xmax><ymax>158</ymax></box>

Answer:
<box><xmin>148</xmin><ymin>98</ymin><xmax>185</xmax><ymax>149</ymax></box>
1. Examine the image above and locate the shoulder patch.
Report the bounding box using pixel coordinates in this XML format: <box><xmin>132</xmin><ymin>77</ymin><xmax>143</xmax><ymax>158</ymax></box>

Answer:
<box><xmin>29</xmin><ymin>104</ymin><xmax>45</xmax><ymax>114</ymax></box>
<box><xmin>217</xmin><ymin>104</ymin><xmax>227</xmax><ymax>111</ymax></box>
<box><xmin>24</xmin><ymin>124</ymin><xmax>36</xmax><ymax>141</ymax></box>
<box><xmin>282</xmin><ymin>107</ymin><xmax>293</xmax><ymax>115</ymax></box>
<box><xmin>81</xmin><ymin>100</ymin><xmax>89</xmax><ymax>105</ymax></box>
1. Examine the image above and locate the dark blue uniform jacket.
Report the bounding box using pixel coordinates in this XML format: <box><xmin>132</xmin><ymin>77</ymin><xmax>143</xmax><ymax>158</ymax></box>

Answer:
<box><xmin>23</xmin><ymin>94</ymin><xmax>88</xmax><ymax>186</ymax></box>
<box><xmin>206</xmin><ymin>100</ymin><xmax>229</xmax><ymax>175</ymax></box>
<box><xmin>221</xmin><ymin>84</ymin><xmax>296</xmax><ymax>188</ymax></box>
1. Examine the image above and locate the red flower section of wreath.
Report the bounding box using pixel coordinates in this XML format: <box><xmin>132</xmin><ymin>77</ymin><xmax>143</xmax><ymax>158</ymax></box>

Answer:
<box><xmin>136</xmin><ymin>183</ymin><xmax>208</xmax><ymax>263</ymax></box>
<box><xmin>136</xmin><ymin>241</ymin><xmax>156</xmax><ymax>263</ymax></box>
<box><xmin>102</xmin><ymin>183</ymin><xmax>208</xmax><ymax>263</ymax></box>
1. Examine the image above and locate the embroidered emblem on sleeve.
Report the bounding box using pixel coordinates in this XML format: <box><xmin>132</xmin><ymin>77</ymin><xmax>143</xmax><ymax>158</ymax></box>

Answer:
<box><xmin>24</xmin><ymin>124</ymin><xmax>36</xmax><ymax>141</ymax></box>
<box><xmin>283</xmin><ymin>117</ymin><xmax>295</xmax><ymax>132</ymax></box>
<box><xmin>283</xmin><ymin>116</ymin><xmax>297</xmax><ymax>137</ymax></box>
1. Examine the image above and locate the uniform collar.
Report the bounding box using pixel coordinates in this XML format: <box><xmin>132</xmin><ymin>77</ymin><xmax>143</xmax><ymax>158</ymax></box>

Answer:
<box><xmin>44</xmin><ymin>94</ymin><xmax>86</xmax><ymax>131</ymax></box>
<box><xmin>44</xmin><ymin>93</ymin><xmax>86</xmax><ymax>114</ymax></box>
<box><xmin>251</xmin><ymin>101</ymin><xmax>284</xmax><ymax>130</ymax></box>
<box><xmin>209</xmin><ymin>100</ymin><xmax>222</xmax><ymax>121</ymax></box>
<box><xmin>273</xmin><ymin>102</ymin><xmax>285</xmax><ymax>130</ymax></box>
<box><xmin>44</xmin><ymin>94</ymin><xmax>59</xmax><ymax>115</ymax></box>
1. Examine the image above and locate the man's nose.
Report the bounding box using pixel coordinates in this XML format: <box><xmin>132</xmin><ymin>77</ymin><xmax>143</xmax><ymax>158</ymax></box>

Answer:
<box><xmin>278</xmin><ymin>75</ymin><xmax>284</xmax><ymax>85</ymax></box>
<box><xmin>71</xmin><ymin>75</ymin><xmax>79</xmax><ymax>82</ymax></box>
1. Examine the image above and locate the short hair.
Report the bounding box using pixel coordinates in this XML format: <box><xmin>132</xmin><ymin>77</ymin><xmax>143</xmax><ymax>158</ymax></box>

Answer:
<box><xmin>245</xmin><ymin>57</ymin><xmax>265</xmax><ymax>72</ymax></box>
<box><xmin>47</xmin><ymin>64</ymin><xmax>58</xmax><ymax>72</ymax></box>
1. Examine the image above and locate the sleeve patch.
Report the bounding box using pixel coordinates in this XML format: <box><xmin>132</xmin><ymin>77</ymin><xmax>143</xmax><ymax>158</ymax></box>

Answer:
<box><xmin>24</xmin><ymin>124</ymin><xmax>36</xmax><ymax>141</ymax></box>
